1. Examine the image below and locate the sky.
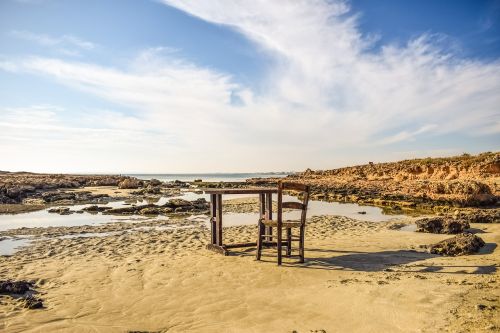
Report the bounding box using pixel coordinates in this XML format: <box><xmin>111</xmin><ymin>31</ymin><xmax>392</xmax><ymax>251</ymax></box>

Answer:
<box><xmin>0</xmin><ymin>0</ymin><xmax>499</xmax><ymax>173</ymax></box>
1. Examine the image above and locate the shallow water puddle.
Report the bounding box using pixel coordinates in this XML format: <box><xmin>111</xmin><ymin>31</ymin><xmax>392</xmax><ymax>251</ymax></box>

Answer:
<box><xmin>0</xmin><ymin>237</ymin><xmax>31</xmax><ymax>256</ymax></box>
<box><xmin>0</xmin><ymin>193</ymin><xmax>403</xmax><ymax>232</ymax></box>
<box><xmin>399</xmin><ymin>224</ymin><xmax>418</xmax><ymax>232</ymax></box>
<box><xmin>0</xmin><ymin>201</ymin><xmax>168</xmax><ymax>232</ymax></box>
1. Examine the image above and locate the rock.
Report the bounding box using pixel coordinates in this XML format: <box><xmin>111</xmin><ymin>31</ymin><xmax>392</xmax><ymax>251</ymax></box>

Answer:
<box><xmin>103</xmin><ymin>204</ymin><xmax>154</xmax><ymax>215</ymax></box>
<box><xmin>476</xmin><ymin>304</ymin><xmax>487</xmax><ymax>311</ymax></box>
<box><xmin>149</xmin><ymin>179</ymin><xmax>162</xmax><ymax>186</ymax></box>
<box><xmin>140</xmin><ymin>207</ymin><xmax>160</xmax><ymax>216</ymax></box>
<box><xmin>90</xmin><ymin>177</ymin><xmax>121</xmax><ymax>186</ymax></box>
<box><xmin>22</xmin><ymin>295</ymin><xmax>44</xmax><ymax>309</ymax></box>
<box><xmin>0</xmin><ymin>280</ymin><xmax>33</xmax><ymax>294</ymax></box>
<box><xmin>144</xmin><ymin>185</ymin><xmax>161</xmax><ymax>195</ymax></box>
<box><xmin>47</xmin><ymin>207</ymin><xmax>72</xmax><ymax>215</ymax></box>
<box><xmin>427</xmin><ymin>233</ymin><xmax>485</xmax><ymax>256</ymax></box>
<box><xmin>82</xmin><ymin>205</ymin><xmax>112</xmax><ymax>213</ymax></box>
<box><xmin>449</xmin><ymin>209</ymin><xmax>500</xmax><ymax>223</ymax></box>
<box><xmin>42</xmin><ymin>191</ymin><xmax>76</xmax><ymax>203</ymax></box>
<box><xmin>172</xmin><ymin>180</ymin><xmax>189</xmax><ymax>188</ymax></box>
<box><xmin>162</xmin><ymin>207</ymin><xmax>174</xmax><ymax>214</ymax></box>
<box><xmin>415</xmin><ymin>217</ymin><xmax>470</xmax><ymax>234</ymax></box>
<box><xmin>118</xmin><ymin>179</ymin><xmax>141</xmax><ymax>189</ymax></box>
<box><xmin>174</xmin><ymin>206</ymin><xmax>192</xmax><ymax>212</ymax></box>
<box><xmin>192</xmin><ymin>198</ymin><xmax>209</xmax><ymax>209</ymax></box>
<box><xmin>166</xmin><ymin>198</ymin><xmax>192</xmax><ymax>208</ymax></box>
<box><xmin>357</xmin><ymin>211</ymin><xmax>367</xmax><ymax>215</ymax></box>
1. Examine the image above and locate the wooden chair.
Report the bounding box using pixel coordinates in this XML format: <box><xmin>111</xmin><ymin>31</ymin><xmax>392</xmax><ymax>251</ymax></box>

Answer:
<box><xmin>256</xmin><ymin>181</ymin><xmax>310</xmax><ymax>265</ymax></box>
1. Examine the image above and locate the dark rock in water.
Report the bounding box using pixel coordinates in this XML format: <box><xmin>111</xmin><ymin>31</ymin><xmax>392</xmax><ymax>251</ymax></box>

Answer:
<box><xmin>166</xmin><ymin>198</ymin><xmax>192</xmax><ymax>208</ymax></box>
<box><xmin>0</xmin><ymin>280</ymin><xmax>33</xmax><ymax>294</ymax></box>
<box><xmin>415</xmin><ymin>217</ymin><xmax>470</xmax><ymax>234</ymax></box>
<box><xmin>82</xmin><ymin>205</ymin><xmax>112</xmax><ymax>213</ymax></box>
<box><xmin>140</xmin><ymin>207</ymin><xmax>160</xmax><ymax>216</ymax></box>
<box><xmin>47</xmin><ymin>207</ymin><xmax>73</xmax><ymax>215</ymax></box>
<box><xmin>427</xmin><ymin>233</ymin><xmax>485</xmax><ymax>256</ymax></box>
<box><xmin>22</xmin><ymin>295</ymin><xmax>44</xmax><ymax>309</ymax></box>
<box><xmin>104</xmin><ymin>204</ymin><xmax>154</xmax><ymax>215</ymax></box>
<box><xmin>357</xmin><ymin>211</ymin><xmax>366</xmax><ymax>215</ymax></box>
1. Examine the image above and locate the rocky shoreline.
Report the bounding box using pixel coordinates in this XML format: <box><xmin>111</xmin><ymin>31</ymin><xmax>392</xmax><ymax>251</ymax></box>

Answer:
<box><xmin>248</xmin><ymin>152</ymin><xmax>500</xmax><ymax>221</ymax></box>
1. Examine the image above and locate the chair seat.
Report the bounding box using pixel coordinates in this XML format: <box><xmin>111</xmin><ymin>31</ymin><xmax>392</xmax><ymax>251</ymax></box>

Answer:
<box><xmin>261</xmin><ymin>219</ymin><xmax>302</xmax><ymax>228</ymax></box>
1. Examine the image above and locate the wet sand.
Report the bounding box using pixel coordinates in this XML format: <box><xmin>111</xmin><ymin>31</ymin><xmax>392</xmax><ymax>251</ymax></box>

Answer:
<box><xmin>0</xmin><ymin>205</ymin><xmax>498</xmax><ymax>332</ymax></box>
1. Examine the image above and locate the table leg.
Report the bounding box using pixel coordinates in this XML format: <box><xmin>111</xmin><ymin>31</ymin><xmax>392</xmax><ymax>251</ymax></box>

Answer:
<box><xmin>210</xmin><ymin>194</ymin><xmax>216</xmax><ymax>244</ymax></box>
<box><xmin>257</xmin><ymin>193</ymin><xmax>265</xmax><ymax>260</ymax></box>
<box><xmin>259</xmin><ymin>193</ymin><xmax>265</xmax><ymax>219</ymax></box>
<box><xmin>265</xmin><ymin>192</ymin><xmax>273</xmax><ymax>241</ymax></box>
<box><xmin>216</xmin><ymin>194</ymin><xmax>223</xmax><ymax>246</ymax></box>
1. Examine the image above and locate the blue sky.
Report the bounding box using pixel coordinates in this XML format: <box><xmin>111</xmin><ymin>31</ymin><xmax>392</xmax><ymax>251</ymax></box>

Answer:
<box><xmin>0</xmin><ymin>0</ymin><xmax>499</xmax><ymax>173</ymax></box>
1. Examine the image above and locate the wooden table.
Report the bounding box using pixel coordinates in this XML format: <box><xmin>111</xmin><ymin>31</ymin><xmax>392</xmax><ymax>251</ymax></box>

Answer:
<box><xmin>203</xmin><ymin>188</ymin><xmax>278</xmax><ymax>255</ymax></box>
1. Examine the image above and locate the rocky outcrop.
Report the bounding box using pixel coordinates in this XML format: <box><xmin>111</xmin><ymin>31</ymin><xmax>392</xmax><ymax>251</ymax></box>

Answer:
<box><xmin>0</xmin><ymin>173</ymin><xmax>130</xmax><ymax>204</ymax></box>
<box><xmin>118</xmin><ymin>178</ymin><xmax>142</xmax><ymax>189</ymax></box>
<box><xmin>248</xmin><ymin>152</ymin><xmax>499</xmax><ymax>209</ymax></box>
<box><xmin>427</xmin><ymin>233</ymin><xmax>485</xmax><ymax>256</ymax></box>
<box><xmin>41</xmin><ymin>191</ymin><xmax>110</xmax><ymax>204</ymax></box>
<box><xmin>448</xmin><ymin>209</ymin><xmax>500</xmax><ymax>223</ymax></box>
<box><xmin>415</xmin><ymin>217</ymin><xmax>470</xmax><ymax>234</ymax></box>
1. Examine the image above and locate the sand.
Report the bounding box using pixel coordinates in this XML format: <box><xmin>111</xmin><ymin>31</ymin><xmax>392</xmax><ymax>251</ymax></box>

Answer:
<box><xmin>0</xmin><ymin>201</ymin><xmax>499</xmax><ymax>332</ymax></box>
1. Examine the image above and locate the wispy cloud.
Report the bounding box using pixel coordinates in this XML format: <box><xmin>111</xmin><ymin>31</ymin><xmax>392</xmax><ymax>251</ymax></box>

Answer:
<box><xmin>10</xmin><ymin>30</ymin><xmax>96</xmax><ymax>56</ymax></box>
<box><xmin>1</xmin><ymin>0</ymin><xmax>499</xmax><ymax>171</ymax></box>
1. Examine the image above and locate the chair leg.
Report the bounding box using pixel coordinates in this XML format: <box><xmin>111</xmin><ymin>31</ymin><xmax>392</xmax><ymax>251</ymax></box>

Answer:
<box><xmin>277</xmin><ymin>226</ymin><xmax>283</xmax><ymax>265</ymax></box>
<box><xmin>299</xmin><ymin>225</ymin><xmax>305</xmax><ymax>263</ymax></box>
<box><xmin>286</xmin><ymin>228</ymin><xmax>292</xmax><ymax>257</ymax></box>
<box><xmin>256</xmin><ymin>221</ymin><xmax>263</xmax><ymax>260</ymax></box>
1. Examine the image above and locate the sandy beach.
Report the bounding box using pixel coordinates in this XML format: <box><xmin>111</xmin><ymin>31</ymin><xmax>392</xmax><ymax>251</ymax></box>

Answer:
<box><xmin>1</xmin><ymin>192</ymin><xmax>499</xmax><ymax>333</ymax></box>
<box><xmin>2</xmin><ymin>0</ymin><xmax>500</xmax><ymax>330</ymax></box>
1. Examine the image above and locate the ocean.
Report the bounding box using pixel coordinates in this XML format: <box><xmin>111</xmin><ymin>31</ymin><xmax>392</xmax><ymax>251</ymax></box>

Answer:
<box><xmin>126</xmin><ymin>172</ymin><xmax>291</xmax><ymax>183</ymax></box>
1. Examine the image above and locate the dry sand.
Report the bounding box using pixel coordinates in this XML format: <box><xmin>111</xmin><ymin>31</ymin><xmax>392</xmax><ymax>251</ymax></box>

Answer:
<box><xmin>0</xmin><ymin>199</ymin><xmax>499</xmax><ymax>333</ymax></box>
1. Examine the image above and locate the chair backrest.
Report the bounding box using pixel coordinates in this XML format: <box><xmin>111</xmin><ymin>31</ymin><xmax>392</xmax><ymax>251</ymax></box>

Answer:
<box><xmin>277</xmin><ymin>181</ymin><xmax>310</xmax><ymax>226</ymax></box>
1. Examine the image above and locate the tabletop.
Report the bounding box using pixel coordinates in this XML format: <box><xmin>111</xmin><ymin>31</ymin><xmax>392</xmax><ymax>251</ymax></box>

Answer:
<box><xmin>202</xmin><ymin>187</ymin><xmax>278</xmax><ymax>195</ymax></box>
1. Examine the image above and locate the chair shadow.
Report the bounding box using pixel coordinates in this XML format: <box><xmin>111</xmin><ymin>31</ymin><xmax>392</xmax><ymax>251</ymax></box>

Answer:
<box><xmin>231</xmin><ymin>245</ymin><xmax>498</xmax><ymax>275</ymax></box>
<box><xmin>299</xmin><ymin>249</ymin><xmax>436</xmax><ymax>272</ymax></box>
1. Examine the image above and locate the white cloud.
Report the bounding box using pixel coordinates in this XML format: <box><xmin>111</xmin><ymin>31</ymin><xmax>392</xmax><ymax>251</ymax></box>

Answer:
<box><xmin>10</xmin><ymin>30</ymin><xmax>96</xmax><ymax>56</ymax></box>
<box><xmin>1</xmin><ymin>0</ymin><xmax>499</xmax><ymax>172</ymax></box>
